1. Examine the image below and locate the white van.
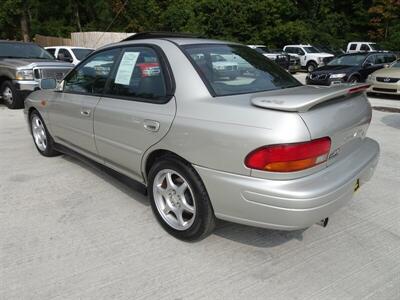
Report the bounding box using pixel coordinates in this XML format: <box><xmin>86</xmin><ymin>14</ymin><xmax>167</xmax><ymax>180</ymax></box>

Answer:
<box><xmin>346</xmin><ymin>42</ymin><xmax>381</xmax><ymax>53</ymax></box>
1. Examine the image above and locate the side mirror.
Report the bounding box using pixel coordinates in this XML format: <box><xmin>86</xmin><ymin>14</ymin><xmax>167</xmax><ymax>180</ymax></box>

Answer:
<box><xmin>40</xmin><ymin>78</ymin><xmax>57</xmax><ymax>90</ymax></box>
<box><xmin>363</xmin><ymin>62</ymin><xmax>373</xmax><ymax>68</ymax></box>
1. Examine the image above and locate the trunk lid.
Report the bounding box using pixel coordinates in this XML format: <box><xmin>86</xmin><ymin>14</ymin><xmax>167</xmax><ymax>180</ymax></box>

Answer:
<box><xmin>251</xmin><ymin>84</ymin><xmax>372</xmax><ymax>167</ymax></box>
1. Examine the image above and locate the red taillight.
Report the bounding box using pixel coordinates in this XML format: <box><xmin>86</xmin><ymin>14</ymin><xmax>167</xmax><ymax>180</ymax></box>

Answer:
<box><xmin>348</xmin><ymin>84</ymin><xmax>370</xmax><ymax>94</ymax></box>
<box><xmin>245</xmin><ymin>137</ymin><xmax>331</xmax><ymax>172</ymax></box>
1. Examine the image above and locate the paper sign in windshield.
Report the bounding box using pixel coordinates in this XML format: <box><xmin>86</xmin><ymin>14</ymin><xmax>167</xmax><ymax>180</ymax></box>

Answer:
<box><xmin>115</xmin><ymin>52</ymin><xmax>140</xmax><ymax>85</ymax></box>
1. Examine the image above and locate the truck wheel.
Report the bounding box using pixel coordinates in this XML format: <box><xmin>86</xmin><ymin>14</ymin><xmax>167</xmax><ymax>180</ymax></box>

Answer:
<box><xmin>1</xmin><ymin>81</ymin><xmax>24</xmax><ymax>109</ymax></box>
<box><xmin>148</xmin><ymin>155</ymin><xmax>216</xmax><ymax>241</ymax></box>
<box><xmin>307</xmin><ymin>62</ymin><xmax>317</xmax><ymax>73</ymax></box>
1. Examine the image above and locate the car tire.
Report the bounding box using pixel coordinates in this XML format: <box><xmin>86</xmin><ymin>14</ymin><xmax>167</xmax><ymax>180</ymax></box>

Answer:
<box><xmin>348</xmin><ymin>76</ymin><xmax>360</xmax><ymax>83</ymax></box>
<box><xmin>1</xmin><ymin>81</ymin><xmax>24</xmax><ymax>109</ymax></box>
<box><xmin>307</xmin><ymin>62</ymin><xmax>317</xmax><ymax>73</ymax></box>
<box><xmin>148</xmin><ymin>155</ymin><xmax>216</xmax><ymax>241</ymax></box>
<box><xmin>30</xmin><ymin>110</ymin><xmax>60</xmax><ymax>157</ymax></box>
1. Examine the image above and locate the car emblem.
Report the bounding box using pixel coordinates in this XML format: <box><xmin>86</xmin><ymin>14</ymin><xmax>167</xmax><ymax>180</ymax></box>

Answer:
<box><xmin>384</xmin><ymin>78</ymin><xmax>391</xmax><ymax>82</ymax></box>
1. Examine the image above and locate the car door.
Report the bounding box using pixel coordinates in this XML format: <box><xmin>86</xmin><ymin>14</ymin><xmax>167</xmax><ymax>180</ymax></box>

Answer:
<box><xmin>48</xmin><ymin>48</ymin><xmax>120</xmax><ymax>161</ymax></box>
<box><xmin>93</xmin><ymin>45</ymin><xmax>176</xmax><ymax>182</ymax></box>
<box><xmin>360</xmin><ymin>54</ymin><xmax>382</xmax><ymax>80</ymax></box>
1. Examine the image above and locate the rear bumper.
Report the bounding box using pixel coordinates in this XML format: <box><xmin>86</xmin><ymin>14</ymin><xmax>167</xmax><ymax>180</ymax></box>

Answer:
<box><xmin>195</xmin><ymin>138</ymin><xmax>379</xmax><ymax>230</ymax></box>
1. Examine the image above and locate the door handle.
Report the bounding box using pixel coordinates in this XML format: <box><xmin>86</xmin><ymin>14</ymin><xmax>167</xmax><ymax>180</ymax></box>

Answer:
<box><xmin>143</xmin><ymin>120</ymin><xmax>160</xmax><ymax>132</ymax></box>
<box><xmin>80</xmin><ymin>109</ymin><xmax>91</xmax><ymax>117</ymax></box>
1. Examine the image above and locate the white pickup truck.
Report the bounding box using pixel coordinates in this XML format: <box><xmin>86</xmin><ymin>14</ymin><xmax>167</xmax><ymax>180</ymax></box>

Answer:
<box><xmin>283</xmin><ymin>44</ymin><xmax>334</xmax><ymax>72</ymax></box>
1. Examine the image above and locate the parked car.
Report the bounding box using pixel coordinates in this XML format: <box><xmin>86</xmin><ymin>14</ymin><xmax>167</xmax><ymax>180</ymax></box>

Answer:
<box><xmin>24</xmin><ymin>32</ymin><xmax>379</xmax><ymax>241</ymax></box>
<box><xmin>248</xmin><ymin>45</ymin><xmax>301</xmax><ymax>73</ymax></box>
<box><xmin>367</xmin><ymin>59</ymin><xmax>400</xmax><ymax>95</ymax></box>
<box><xmin>346</xmin><ymin>42</ymin><xmax>383</xmax><ymax>53</ymax></box>
<box><xmin>210</xmin><ymin>54</ymin><xmax>239</xmax><ymax>79</ymax></box>
<box><xmin>283</xmin><ymin>44</ymin><xmax>334</xmax><ymax>72</ymax></box>
<box><xmin>45</xmin><ymin>46</ymin><xmax>94</xmax><ymax>65</ymax></box>
<box><xmin>306</xmin><ymin>51</ymin><xmax>397</xmax><ymax>86</ymax></box>
<box><xmin>0</xmin><ymin>40</ymin><xmax>73</xmax><ymax>109</ymax></box>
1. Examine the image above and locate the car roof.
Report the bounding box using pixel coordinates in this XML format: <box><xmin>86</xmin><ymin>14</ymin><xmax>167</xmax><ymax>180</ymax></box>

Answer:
<box><xmin>45</xmin><ymin>46</ymin><xmax>94</xmax><ymax>50</ymax></box>
<box><xmin>120</xmin><ymin>31</ymin><xmax>236</xmax><ymax>46</ymax></box>
<box><xmin>284</xmin><ymin>44</ymin><xmax>312</xmax><ymax>47</ymax></box>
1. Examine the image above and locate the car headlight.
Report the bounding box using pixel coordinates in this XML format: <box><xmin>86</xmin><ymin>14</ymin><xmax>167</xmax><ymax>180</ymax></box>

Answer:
<box><xmin>318</xmin><ymin>57</ymin><xmax>323</xmax><ymax>63</ymax></box>
<box><xmin>367</xmin><ymin>74</ymin><xmax>376</xmax><ymax>81</ymax></box>
<box><xmin>16</xmin><ymin>69</ymin><xmax>34</xmax><ymax>80</ymax></box>
<box><xmin>329</xmin><ymin>73</ymin><xmax>346</xmax><ymax>79</ymax></box>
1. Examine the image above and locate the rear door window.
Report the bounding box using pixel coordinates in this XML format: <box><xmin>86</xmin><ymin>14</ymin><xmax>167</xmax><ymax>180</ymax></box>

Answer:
<box><xmin>360</xmin><ymin>44</ymin><xmax>369</xmax><ymax>51</ymax></box>
<box><xmin>106</xmin><ymin>47</ymin><xmax>168</xmax><ymax>103</ymax></box>
<box><xmin>349</xmin><ymin>44</ymin><xmax>357</xmax><ymax>51</ymax></box>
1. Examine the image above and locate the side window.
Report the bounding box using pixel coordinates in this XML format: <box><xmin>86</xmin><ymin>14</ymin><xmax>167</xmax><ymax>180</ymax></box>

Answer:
<box><xmin>297</xmin><ymin>48</ymin><xmax>305</xmax><ymax>55</ymax></box>
<box><xmin>107</xmin><ymin>47</ymin><xmax>167</xmax><ymax>102</ymax></box>
<box><xmin>46</xmin><ymin>48</ymin><xmax>56</xmax><ymax>57</ymax></box>
<box><xmin>349</xmin><ymin>44</ymin><xmax>357</xmax><ymax>51</ymax></box>
<box><xmin>58</xmin><ymin>48</ymin><xmax>73</xmax><ymax>61</ymax></box>
<box><xmin>285</xmin><ymin>47</ymin><xmax>294</xmax><ymax>53</ymax></box>
<box><xmin>360</xmin><ymin>44</ymin><xmax>369</xmax><ymax>51</ymax></box>
<box><xmin>376</xmin><ymin>54</ymin><xmax>386</xmax><ymax>64</ymax></box>
<box><xmin>64</xmin><ymin>49</ymin><xmax>119</xmax><ymax>94</ymax></box>
<box><xmin>364</xmin><ymin>55</ymin><xmax>376</xmax><ymax>65</ymax></box>
<box><xmin>385</xmin><ymin>54</ymin><xmax>396</xmax><ymax>63</ymax></box>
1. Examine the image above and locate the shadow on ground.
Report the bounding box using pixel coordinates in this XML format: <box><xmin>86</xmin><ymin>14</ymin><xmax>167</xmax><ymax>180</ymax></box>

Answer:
<box><xmin>61</xmin><ymin>154</ymin><xmax>149</xmax><ymax>206</ymax></box>
<box><xmin>381</xmin><ymin>114</ymin><xmax>400</xmax><ymax>129</ymax></box>
<box><xmin>61</xmin><ymin>152</ymin><xmax>304</xmax><ymax>248</ymax></box>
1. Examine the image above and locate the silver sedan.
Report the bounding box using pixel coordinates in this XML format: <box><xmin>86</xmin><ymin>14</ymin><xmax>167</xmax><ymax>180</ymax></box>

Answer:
<box><xmin>24</xmin><ymin>33</ymin><xmax>380</xmax><ymax>240</ymax></box>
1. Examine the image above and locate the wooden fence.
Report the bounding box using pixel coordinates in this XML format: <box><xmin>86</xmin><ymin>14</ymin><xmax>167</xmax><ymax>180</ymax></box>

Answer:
<box><xmin>35</xmin><ymin>31</ymin><xmax>135</xmax><ymax>49</ymax></box>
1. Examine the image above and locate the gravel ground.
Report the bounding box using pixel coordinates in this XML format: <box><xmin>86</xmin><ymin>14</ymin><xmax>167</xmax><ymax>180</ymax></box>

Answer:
<box><xmin>1</xmin><ymin>84</ymin><xmax>400</xmax><ymax>299</ymax></box>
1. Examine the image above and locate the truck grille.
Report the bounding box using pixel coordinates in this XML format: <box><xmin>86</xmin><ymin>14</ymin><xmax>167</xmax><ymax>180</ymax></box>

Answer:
<box><xmin>35</xmin><ymin>68</ymin><xmax>72</xmax><ymax>81</ymax></box>
<box><xmin>376</xmin><ymin>77</ymin><xmax>399</xmax><ymax>83</ymax></box>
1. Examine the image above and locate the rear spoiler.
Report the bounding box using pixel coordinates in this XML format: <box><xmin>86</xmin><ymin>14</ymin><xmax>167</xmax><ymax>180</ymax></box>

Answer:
<box><xmin>251</xmin><ymin>84</ymin><xmax>370</xmax><ymax>113</ymax></box>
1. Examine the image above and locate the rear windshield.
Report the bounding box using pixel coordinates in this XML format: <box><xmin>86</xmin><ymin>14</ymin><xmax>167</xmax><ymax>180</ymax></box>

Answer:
<box><xmin>328</xmin><ymin>54</ymin><xmax>367</xmax><ymax>66</ymax></box>
<box><xmin>0</xmin><ymin>42</ymin><xmax>54</xmax><ymax>59</ymax></box>
<box><xmin>72</xmin><ymin>48</ymin><xmax>94</xmax><ymax>60</ymax></box>
<box><xmin>182</xmin><ymin>44</ymin><xmax>301</xmax><ymax>96</ymax></box>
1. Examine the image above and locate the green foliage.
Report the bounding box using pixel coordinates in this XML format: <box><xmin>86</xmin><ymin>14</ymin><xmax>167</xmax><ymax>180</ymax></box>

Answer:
<box><xmin>0</xmin><ymin>0</ymin><xmax>398</xmax><ymax>50</ymax></box>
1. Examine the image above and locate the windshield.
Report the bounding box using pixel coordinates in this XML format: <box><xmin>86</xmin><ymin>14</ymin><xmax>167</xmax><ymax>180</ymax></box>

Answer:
<box><xmin>183</xmin><ymin>44</ymin><xmax>301</xmax><ymax>96</ymax></box>
<box><xmin>303</xmin><ymin>46</ymin><xmax>321</xmax><ymax>53</ymax></box>
<box><xmin>0</xmin><ymin>42</ymin><xmax>54</xmax><ymax>59</ymax></box>
<box><xmin>72</xmin><ymin>48</ymin><xmax>94</xmax><ymax>60</ymax></box>
<box><xmin>328</xmin><ymin>54</ymin><xmax>367</xmax><ymax>66</ymax></box>
<box><xmin>255</xmin><ymin>46</ymin><xmax>270</xmax><ymax>53</ymax></box>
<box><xmin>391</xmin><ymin>60</ymin><xmax>400</xmax><ymax>68</ymax></box>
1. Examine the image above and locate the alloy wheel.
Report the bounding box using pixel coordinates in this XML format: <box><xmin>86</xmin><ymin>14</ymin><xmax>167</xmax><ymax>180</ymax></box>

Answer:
<box><xmin>31</xmin><ymin>115</ymin><xmax>48</xmax><ymax>152</ymax></box>
<box><xmin>153</xmin><ymin>169</ymin><xmax>196</xmax><ymax>231</ymax></box>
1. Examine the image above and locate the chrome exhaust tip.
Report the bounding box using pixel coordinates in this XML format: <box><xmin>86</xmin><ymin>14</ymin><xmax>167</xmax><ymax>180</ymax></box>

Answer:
<box><xmin>316</xmin><ymin>218</ymin><xmax>329</xmax><ymax>228</ymax></box>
